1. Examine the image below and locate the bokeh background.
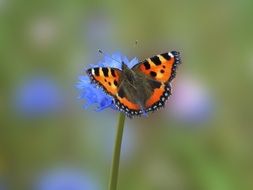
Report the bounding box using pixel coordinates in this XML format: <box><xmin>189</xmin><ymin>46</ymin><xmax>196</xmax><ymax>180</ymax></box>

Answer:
<box><xmin>1</xmin><ymin>0</ymin><xmax>253</xmax><ymax>189</ymax></box>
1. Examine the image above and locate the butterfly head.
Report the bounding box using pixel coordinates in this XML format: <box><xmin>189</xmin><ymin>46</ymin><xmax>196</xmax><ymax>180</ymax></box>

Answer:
<box><xmin>121</xmin><ymin>61</ymin><xmax>129</xmax><ymax>70</ymax></box>
<box><xmin>120</xmin><ymin>61</ymin><xmax>137</xmax><ymax>83</ymax></box>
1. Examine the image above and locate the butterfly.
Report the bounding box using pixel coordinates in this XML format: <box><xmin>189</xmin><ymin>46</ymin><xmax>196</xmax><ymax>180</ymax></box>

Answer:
<box><xmin>87</xmin><ymin>51</ymin><xmax>181</xmax><ymax>118</ymax></box>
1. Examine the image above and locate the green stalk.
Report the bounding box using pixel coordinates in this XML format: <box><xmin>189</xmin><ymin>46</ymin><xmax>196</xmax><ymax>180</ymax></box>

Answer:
<box><xmin>108</xmin><ymin>112</ymin><xmax>126</xmax><ymax>190</ymax></box>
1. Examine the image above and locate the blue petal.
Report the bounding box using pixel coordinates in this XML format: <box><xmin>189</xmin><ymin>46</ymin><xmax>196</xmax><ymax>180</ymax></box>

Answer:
<box><xmin>76</xmin><ymin>76</ymin><xmax>113</xmax><ymax>111</ymax></box>
<box><xmin>127</xmin><ymin>57</ymin><xmax>139</xmax><ymax>68</ymax></box>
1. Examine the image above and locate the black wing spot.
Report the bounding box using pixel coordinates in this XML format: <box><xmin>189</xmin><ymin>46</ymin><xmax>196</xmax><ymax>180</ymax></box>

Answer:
<box><xmin>111</xmin><ymin>69</ymin><xmax>116</xmax><ymax>77</ymax></box>
<box><xmin>114</xmin><ymin>80</ymin><xmax>118</xmax><ymax>86</ymax></box>
<box><xmin>150</xmin><ymin>56</ymin><xmax>161</xmax><ymax>65</ymax></box>
<box><xmin>150</xmin><ymin>71</ymin><xmax>157</xmax><ymax>77</ymax></box>
<box><xmin>162</xmin><ymin>65</ymin><xmax>166</xmax><ymax>69</ymax></box>
<box><xmin>143</xmin><ymin>60</ymin><xmax>151</xmax><ymax>70</ymax></box>
<box><xmin>161</xmin><ymin>53</ymin><xmax>171</xmax><ymax>60</ymax></box>
<box><xmin>104</xmin><ymin>79</ymin><xmax>107</xmax><ymax>82</ymax></box>
<box><xmin>160</xmin><ymin>69</ymin><xmax>165</xmax><ymax>73</ymax></box>
<box><xmin>108</xmin><ymin>82</ymin><xmax>111</xmax><ymax>86</ymax></box>
<box><xmin>94</xmin><ymin>68</ymin><xmax>99</xmax><ymax>76</ymax></box>
<box><xmin>102</xmin><ymin>68</ymin><xmax>109</xmax><ymax>77</ymax></box>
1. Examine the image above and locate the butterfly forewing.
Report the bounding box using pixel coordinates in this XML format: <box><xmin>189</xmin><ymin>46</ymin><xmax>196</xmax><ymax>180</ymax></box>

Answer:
<box><xmin>133</xmin><ymin>51</ymin><xmax>181</xmax><ymax>83</ymax></box>
<box><xmin>87</xmin><ymin>67</ymin><xmax>121</xmax><ymax>96</ymax></box>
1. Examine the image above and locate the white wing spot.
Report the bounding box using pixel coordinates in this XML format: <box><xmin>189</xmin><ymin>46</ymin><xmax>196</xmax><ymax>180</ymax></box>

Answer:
<box><xmin>168</xmin><ymin>52</ymin><xmax>174</xmax><ymax>58</ymax></box>
<box><xmin>91</xmin><ymin>69</ymin><xmax>95</xmax><ymax>75</ymax></box>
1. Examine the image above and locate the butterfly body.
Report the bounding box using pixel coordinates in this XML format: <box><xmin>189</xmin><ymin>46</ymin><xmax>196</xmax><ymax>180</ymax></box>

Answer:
<box><xmin>118</xmin><ymin>63</ymin><xmax>158</xmax><ymax>108</ymax></box>
<box><xmin>87</xmin><ymin>51</ymin><xmax>181</xmax><ymax>118</ymax></box>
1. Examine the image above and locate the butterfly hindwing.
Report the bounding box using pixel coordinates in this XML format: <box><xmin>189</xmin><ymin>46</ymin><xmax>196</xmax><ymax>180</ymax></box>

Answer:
<box><xmin>145</xmin><ymin>82</ymin><xmax>171</xmax><ymax>112</ymax></box>
<box><xmin>87</xmin><ymin>67</ymin><xmax>121</xmax><ymax>96</ymax></box>
<box><xmin>114</xmin><ymin>88</ymin><xmax>142</xmax><ymax>118</ymax></box>
<box><xmin>133</xmin><ymin>51</ymin><xmax>181</xmax><ymax>83</ymax></box>
<box><xmin>115</xmin><ymin>78</ymin><xmax>171</xmax><ymax>117</ymax></box>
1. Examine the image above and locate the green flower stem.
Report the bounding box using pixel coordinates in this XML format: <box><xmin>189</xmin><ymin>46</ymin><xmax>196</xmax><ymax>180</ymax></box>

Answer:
<box><xmin>108</xmin><ymin>112</ymin><xmax>126</xmax><ymax>190</ymax></box>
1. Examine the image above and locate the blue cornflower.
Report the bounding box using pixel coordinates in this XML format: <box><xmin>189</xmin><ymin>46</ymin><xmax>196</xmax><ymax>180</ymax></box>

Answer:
<box><xmin>35</xmin><ymin>168</ymin><xmax>100</xmax><ymax>190</ymax></box>
<box><xmin>14</xmin><ymin>76</ymin><xmax>63</xmax><ymax>117</ymax></box>
<box><xmin>76</xmin><ymin>52</ymin><xmax>138</xmax><ymax>111</ymax></box>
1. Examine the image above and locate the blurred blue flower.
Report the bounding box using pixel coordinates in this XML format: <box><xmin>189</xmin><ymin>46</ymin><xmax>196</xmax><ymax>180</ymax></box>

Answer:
<box><xmin>35</xmin><ymin>168</ymin><xmax>100</xmax><ymax>190</ymax></box>
<box><xmin>14</xmin><ymin>76</ymin><xmax>63</xmax><ymax>116</ymax></box>
<box><xmin>168</xmin><ymin>75</ymin><xmax>214</xmax><ymax>124</ymax></box>
<box><xmin>76</xmin><ymin>52</ymin><xmax>138</xmax><ymax>111</ymax></box>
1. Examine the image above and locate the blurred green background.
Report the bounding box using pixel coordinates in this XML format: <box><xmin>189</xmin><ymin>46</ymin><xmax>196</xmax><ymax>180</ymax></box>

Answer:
<box><xmin>1</xmin><ymin>0</ymin><xmax>253</xmax><ymax>189</ymax></box>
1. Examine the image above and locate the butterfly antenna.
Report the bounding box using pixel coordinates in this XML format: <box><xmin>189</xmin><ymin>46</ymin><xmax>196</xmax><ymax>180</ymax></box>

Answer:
<box><xmin>98</xmin><ymin>49</ymin><xmax>122</xmax><ymax>64</ymax></box>
<box><xmin>133</xmin><ymin>40</ymin><xmax>138</xmax><ymax>48</ymax></box>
